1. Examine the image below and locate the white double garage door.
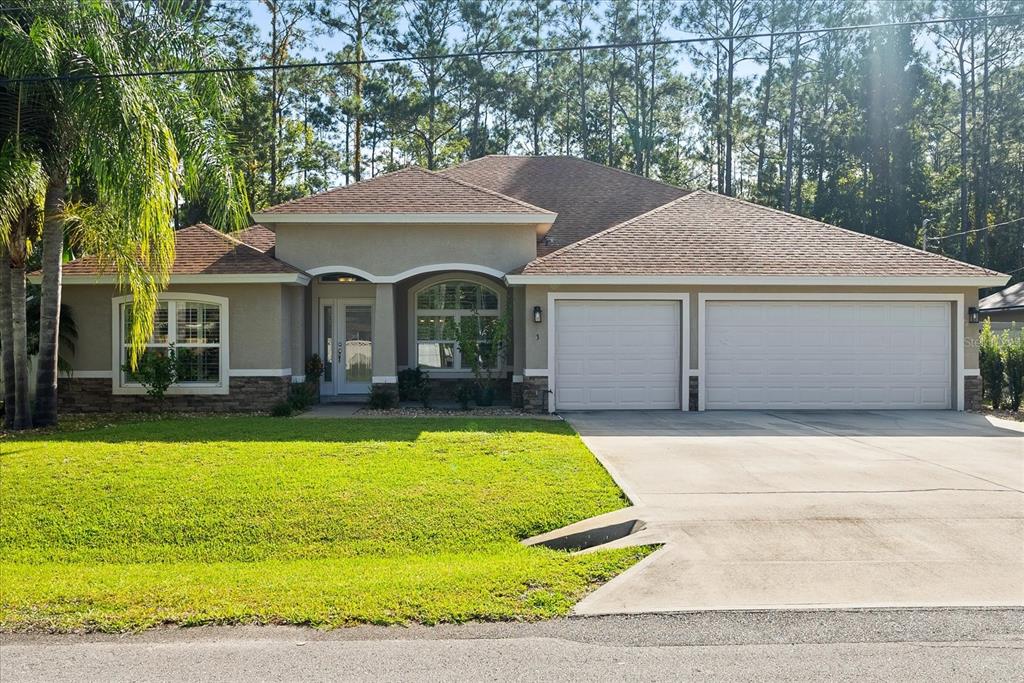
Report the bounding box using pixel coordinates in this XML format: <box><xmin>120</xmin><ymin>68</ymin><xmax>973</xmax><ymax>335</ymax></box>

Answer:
<box><xmin>553</xmin><ymin>298</ymin><xmax>953</xmax><ymax>411</ymax></box>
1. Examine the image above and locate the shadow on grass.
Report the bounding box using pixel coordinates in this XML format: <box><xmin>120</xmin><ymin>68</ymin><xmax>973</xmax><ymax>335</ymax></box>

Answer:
<box><xmin>3</xmin><ymin>415</ymin><xmax>575</xmax><ymax>445</ymax></box>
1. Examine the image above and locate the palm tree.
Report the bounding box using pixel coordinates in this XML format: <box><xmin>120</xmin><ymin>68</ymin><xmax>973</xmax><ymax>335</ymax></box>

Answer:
<box><xmin>0</xmin><ymin>1</ymin><xmax>249</xmax><ymax>428</ymax></box>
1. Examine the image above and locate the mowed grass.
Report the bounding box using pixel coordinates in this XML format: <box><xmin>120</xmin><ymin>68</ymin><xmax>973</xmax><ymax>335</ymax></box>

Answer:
<box><xmin>0</xmin><ymin>417</ymin><xmax>648</xmax><ymax>632</ymax></box>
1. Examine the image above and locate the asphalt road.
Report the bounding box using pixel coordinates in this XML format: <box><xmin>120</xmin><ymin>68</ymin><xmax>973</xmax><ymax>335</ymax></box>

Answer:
<box><xmin>3</xmin><ymin>609</ymin><xmax>1022</xmax><ymax>682</ymax></box>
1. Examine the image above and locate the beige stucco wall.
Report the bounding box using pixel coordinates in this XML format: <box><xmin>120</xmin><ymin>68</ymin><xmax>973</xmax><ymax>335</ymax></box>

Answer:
<box><xmin>523</xmin><ymin>284</ymin><xmax>982</xmax><ymax>374</ymax></box>
<box><xmin>60</xmin><ymin>283</ymin><xmax>298</xmax><ymax>372</ymax></box>
<box><xmin>273</xmin><ymin>223</ymin><xmax>537</xmax><ymax>276</ymax></box>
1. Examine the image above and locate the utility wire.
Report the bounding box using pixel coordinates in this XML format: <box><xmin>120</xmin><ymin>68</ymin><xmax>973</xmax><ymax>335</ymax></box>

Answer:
<box><xmin>928</xmin><ymin>216</ymin><xmax>1024</xmax><ymax>241</ymax></box>
<box><xmin>1</xmin><ymin>12</ymin><xmax>1022</xmax><ymax>85</ymax></box>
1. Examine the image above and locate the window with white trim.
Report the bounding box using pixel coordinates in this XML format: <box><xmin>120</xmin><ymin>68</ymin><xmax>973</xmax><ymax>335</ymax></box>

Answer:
<box><xmin>414</xmin><ymin>280</ymin><xmax>500</xmax><ymax>370</ymax></box>
<box><xmin>119</xmin><ymin>298</ymin><xmax>224</xmax><ymax>386</ymax></box>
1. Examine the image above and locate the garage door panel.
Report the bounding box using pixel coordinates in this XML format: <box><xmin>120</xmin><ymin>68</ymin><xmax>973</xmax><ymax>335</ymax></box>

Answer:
<box><xmin>555</xmin><ymin>301</ymin><xmax>681</xmax><ymax>410</ymax></box>
<box><xmin>705</xmin><ymin>301</ymin><xmax>951</xmax><ymax>410</ymax></box>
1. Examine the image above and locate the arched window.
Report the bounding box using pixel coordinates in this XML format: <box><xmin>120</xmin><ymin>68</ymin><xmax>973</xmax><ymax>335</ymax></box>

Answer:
<box><xmin>414</xmin><ymin>280</ymin><xmax>500</xmax><ymax>370</ymax></box>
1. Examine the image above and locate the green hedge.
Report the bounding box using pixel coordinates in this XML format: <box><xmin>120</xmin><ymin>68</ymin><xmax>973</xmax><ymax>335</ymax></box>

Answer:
<box><xmin>980</xmin><ymin>319</ymin><xmax>1024</xmax><ymax>411</ymax></box>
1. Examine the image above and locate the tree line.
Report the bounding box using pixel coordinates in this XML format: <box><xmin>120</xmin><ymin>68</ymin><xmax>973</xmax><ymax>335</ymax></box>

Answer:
<box><xmin>196</xmin><ymin>0</ymin><xmax>1024</xmax><ymax>277</ymax></box>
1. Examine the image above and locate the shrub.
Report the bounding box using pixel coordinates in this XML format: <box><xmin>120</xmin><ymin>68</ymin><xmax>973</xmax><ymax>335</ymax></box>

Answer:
<box><xmin>979</xmin><ymin>320</ymin><xmax>1005</xmax><ymax>409</ymax></box>
<box><xmin>122</xmin><ymin>346</ymin><xmax>178</xmax><ymax>400</ymax></box>
<box><xmin>397</xmin><ymin>367</ymin><xmax>427</xmax><ymax>401</ymax></box>
<box><xmin>1003</xmin><ymin>329</ymin><xmax>1024</xmax><ymax>411</ymax></box>
<box><xmin>288</xmin><ymin>382</ymin><xmax>316</xmax><ymax>411</ymax></box>
<box><xmin>452</xmin><ymin>311</ymin><xmax>509</xmax><ymax>398</ymax></box>
<box><xmin>305</xmin><ymin>354</ymin><xmax>324</xmax><ymax>385</ymax></box>
<box><xmin>367</xmin><ymin>384</ymin><xmax>397</xmax><ymax>409</ymax></box>
<box><xmin>270</xmin><ymin>401</ymin><xmax>294</xmax><ymax>417</ymax></box>
<box><xmin>419</xmin><ymin>380</ymin><xmax>433</xmax><ymax>409</ymax></box>
<box><xmin>454</xmin><ymin>382</ymin><xmax>474</xmax><ymax>410</ymax></box>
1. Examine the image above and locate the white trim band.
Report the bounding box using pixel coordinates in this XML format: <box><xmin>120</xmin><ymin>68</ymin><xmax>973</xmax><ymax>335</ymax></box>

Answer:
<box><xmin>512</xmin><ymin>374</ymin><xmax>524</xmax><ymax>383</ymax></box>
<box><xmin>963</xmin><ymin>368</ymin><xmax>981</xmax><ymax>377</ymax></box>
<box><xmin>252</xmin><ymin>212</ymin><xmax>555</xmax><ymax>225</ymax></box>
<box><xmin>522</xmin><ymin>369</ymin><xmax>549</xmax><ymax>377</ymax></box>
<box><xmin>68</xmin><ymin>370</ymin><xmax>114</xmax><ymax>379</ymax></box>
<box><xmin>308</xmin><ymin>263</ymin><xmax>506</xmax><ymax>284</ymax></box>
<box><xmin>505</xmin><ymin>274</ymin><xmax>1008</xmax><ymax>287</ymax></box>
<box><xmin>229</xmin><ymin>368</ymin><xmax>292</xmax><ymax>377</ymax></box>
<box><xmin>372</xmin><ymin>375</ymin><xmax>399</xmax><ymax>384</ymax></box>
<box><xmin>51</xmin><ymin>273</ymin><xmax>310</xmax><ymax>285</ymax></box>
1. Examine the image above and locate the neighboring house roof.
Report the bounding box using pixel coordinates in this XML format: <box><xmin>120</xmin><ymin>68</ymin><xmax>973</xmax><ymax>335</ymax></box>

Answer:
<box><xmin>58</xmin><ymin>224</ymin><xmax>305</xmax><ymax>281</ymax></box>
<box><xmin>234</xmin><ymin>224</ymin><xmax>276</xmax><ymax>253</ymax></box>
<box><xmin>980</xmin><ymin>282</ymin><xmax>1024</xmax><ymax>311</ymax></box>
<box><xmin>442</xmin><ymin>155</ymin><xmax>689</xmax><ymax>254</ymax></box>
<box><xmin>517</xmin><ymin>190</ymin><xmax>1004</xmax><ymax>279</ymax></box>
<box><xmin>254</xmin><ymin>166</ymin><xmax>555</xmax><ymax>219</ymax></box>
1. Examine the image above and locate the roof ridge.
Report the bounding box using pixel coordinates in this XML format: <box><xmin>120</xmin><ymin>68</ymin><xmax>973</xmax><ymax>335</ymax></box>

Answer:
<box><xmin>191</xmin><ymin>223</ymin><xmax>264</xmax><ymax>255</ymax></box>
<box><xmin>257</xmin><ymin>166</ymin><xmax>420</xmax><ymax>213</ymax></box>
<box><xmin>189</xmin><ymin>223</ymin><xmax>305</xmax><ymax>274</ymax></box>
<box><xmin>700</xmin><ymin>191</ymin><xmax>1005</xmax><ymax>277</ymax></box>
<box><xmin>447</xmin><ymin>154</ymin><xmax>690</xmax><ymax>195</ymax></box>
<box><xmin>422</xmin><ymin>166</ymin><xmax>555</xmax><ymax>215</ymax></box>
<box><xmin>525</xmin><ymin>191</ymin><xmax>700</xmax><ymax>268</ymax></box>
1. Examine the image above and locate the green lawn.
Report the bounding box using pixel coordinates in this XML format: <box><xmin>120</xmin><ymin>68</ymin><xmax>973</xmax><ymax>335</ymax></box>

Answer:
<box><xmin>0</xmin><ymin>417</ymin><xmax>648</xmax><ymax>632</ymax></box>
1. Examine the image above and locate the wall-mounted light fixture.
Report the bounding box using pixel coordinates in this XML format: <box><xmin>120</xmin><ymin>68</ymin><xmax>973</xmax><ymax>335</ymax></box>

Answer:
<box><xmin>968</xmin><ymin>307</ymin><xmax>980</xmax><ymax>324</ymax></box>
<box><xmin>533</xmin><ymin>305</ymin><xmax>543</xmax><ymax>323</ymax></box>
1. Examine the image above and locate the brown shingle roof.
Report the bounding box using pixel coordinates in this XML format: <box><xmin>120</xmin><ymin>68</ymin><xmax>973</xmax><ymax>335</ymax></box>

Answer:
<box><xmin>442</xmin><ymin>155</ymin><xmax>689</xmax><ymax>254</ymax></box>
<box><xmin>521</xmin><ymin>190</ymin><xmax>1003</xmax><ymax>278</ymax></box>
<box><xmin>234</xmin><ymin>224</ymin><xmax>276</xmax><ymax>253</ymax></box>
<box><xmin>257</xmin><ymin>166</ymin><xmax>554</xmax><ymax>216</ymax></box>
<box><xmin>62</xmin><ymin>224</ymin><xmax>303</xmax><ymax>276</ymax></box>
<box><xmin>980</xmin><ymin>282</ymin><xmax>1024</xmax><ymax>311</ymax></box>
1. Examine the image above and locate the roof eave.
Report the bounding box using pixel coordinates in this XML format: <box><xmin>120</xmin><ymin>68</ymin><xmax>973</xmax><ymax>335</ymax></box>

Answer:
<box><xmin>504</xmin><ymin>274</ymin><xmax>1010</xmax><ymax>287</ymax></box>
<box><xmin>37</xmin><ymin>273</ymin><xmax>311</xmax><ymax>286</ymax></box>
<box><xmin>253</xmin><ymin>211</ymin><xmax>556</xmax><ymax>233</ymax></box>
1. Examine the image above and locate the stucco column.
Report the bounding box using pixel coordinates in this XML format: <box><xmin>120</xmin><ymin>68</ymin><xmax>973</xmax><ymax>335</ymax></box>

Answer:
<box><xmin>372</xmin><ymin>283</ymin><xmax>397</xmax><ymax>383</ymax></box>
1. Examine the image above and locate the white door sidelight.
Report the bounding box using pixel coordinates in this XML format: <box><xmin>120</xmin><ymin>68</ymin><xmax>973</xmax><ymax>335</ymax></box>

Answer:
<box><xmin>703</xmin><ymin>300</ymin><xmax>953</xmax><ymax>410</ymax></box>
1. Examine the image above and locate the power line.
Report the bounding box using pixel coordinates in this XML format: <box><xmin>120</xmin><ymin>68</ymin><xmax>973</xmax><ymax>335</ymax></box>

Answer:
<box><xmin>928</xmin><ymin>216</ymin><xmax>1024</xmax><ymax>242</ymax></box>
<box><xmin>1</xmin><ymin>12</ymin><xmax>1022</xmax><ymax>86</ymax></box>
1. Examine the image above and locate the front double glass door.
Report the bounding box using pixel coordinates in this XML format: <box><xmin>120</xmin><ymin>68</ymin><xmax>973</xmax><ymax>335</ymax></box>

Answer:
<box><xmin>320</xmin><ymin>300</ymin><xmax>373</xmax><ymax>395</ymax></box>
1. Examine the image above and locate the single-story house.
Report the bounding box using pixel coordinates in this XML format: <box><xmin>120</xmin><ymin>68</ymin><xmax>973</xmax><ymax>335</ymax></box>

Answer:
<box><xmin>41</xmin><ymin>156</ymin><xmax>1008</xmax><ymax>413</ymax></box>
<box><xmin>978</xmin><ymin>282</ymin><xmax>1023</xmax><ymax>334</ymax></box>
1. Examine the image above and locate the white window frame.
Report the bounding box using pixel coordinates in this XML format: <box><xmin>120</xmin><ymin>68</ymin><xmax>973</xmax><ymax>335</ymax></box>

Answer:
<box><xmin>410</xmin><ymin>275</ymin><xmax>505</xmax><ymax>375</ymax></box>
<box><xmin>111</xmin><ymin>292</ymin><xmax>230</xmax><ymax>395</ymax></box>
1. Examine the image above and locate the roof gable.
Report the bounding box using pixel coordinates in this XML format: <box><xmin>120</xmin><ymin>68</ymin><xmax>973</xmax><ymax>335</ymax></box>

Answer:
<box><xmin>521</xmin><ymin>190</ymin><xmax>1004</xmax><ymax>279</ymax></box>
<box><xmin>255</xmin><ymin>166</ymin><xmax>554</xmax><ymax>217</ymax></box>
<box><xmin>442</xmin><ymin>155</ymin><xmax>689</xmax><ymax>253</ymax></box>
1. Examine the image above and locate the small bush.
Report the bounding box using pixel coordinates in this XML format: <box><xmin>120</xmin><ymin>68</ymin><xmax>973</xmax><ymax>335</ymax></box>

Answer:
<box><xmin>288</xmin><ymin>382</ymin><xmax>316</xmax><ymax>411</ymax></box>
<box><xmin>1003</xmin><ymin>330</ymin><xmax>1024</xmax><ymax>411</ymax></box>
<box><xmin>979</xmin><ymin>319</ymin><xmax>1005</xmax><ymax>409</ymax></box>
<box><xmin>122</xmin><ymin>346</ymin><xmax>178</xmax><ymax>400</ymax></box>
<box><xmin>305</xmin><ymin>354</ymin><xmax>324</xmax><ymax>385</ymax></box>
<box><xmin>270</xmin><ymin>401</ymin><xmax>294</xmax><ymax>417</ymax></box>
<box><xmin>367</xmin><ymin>384</ymin><xmax>397</xmax><ymax>410</ymax></box>
<box><xmin>397</xmin><ymin>367</ymin><xmax>429</xmax><ymax>402</ymax></box>
<box><xmin>454</xmin><ymin>382</ymin><xmax>474</xmax><ymax>410</ymax></box>
<box><xmin>419</xmin><ymin>380</ymin><xmax>433</xmax><ymax>409</ymax></box>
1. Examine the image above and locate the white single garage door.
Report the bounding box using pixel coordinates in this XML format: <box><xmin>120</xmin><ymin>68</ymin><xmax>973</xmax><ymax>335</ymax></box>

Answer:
<box><xmin>554</xmin><ymin>300</ymin><xmax>680</xmax><ymax>410</ymax></box>
<box><xmin>704</xmin><ymin>300</ymin><xmax>951</xmax><ymax>410</ymax></box>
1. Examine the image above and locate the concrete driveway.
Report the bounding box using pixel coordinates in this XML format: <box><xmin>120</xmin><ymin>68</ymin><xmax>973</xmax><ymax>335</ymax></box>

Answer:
<box><xmin>530</xmin><ymin>411</ymin><xmax>1024</xmax><ymax>614</ymax></box>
